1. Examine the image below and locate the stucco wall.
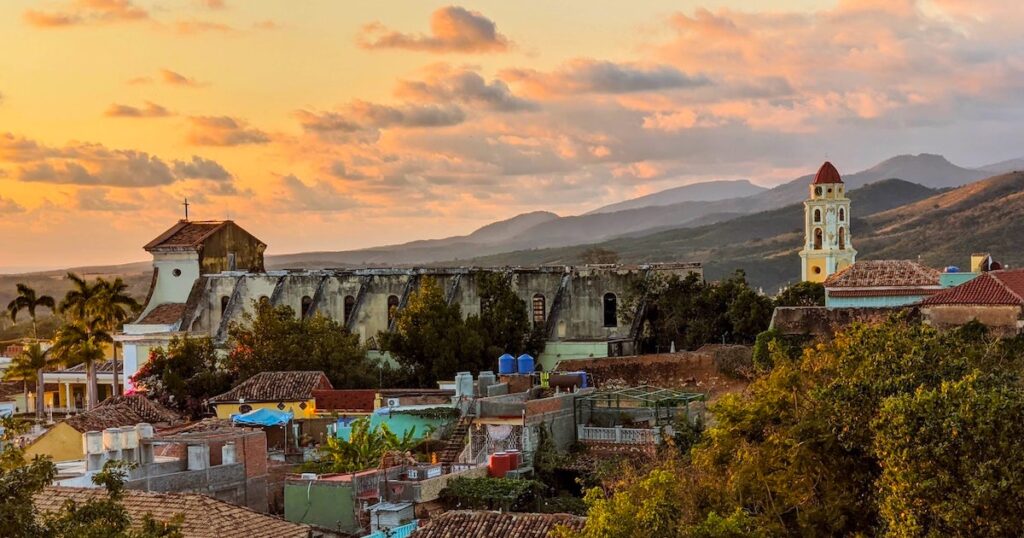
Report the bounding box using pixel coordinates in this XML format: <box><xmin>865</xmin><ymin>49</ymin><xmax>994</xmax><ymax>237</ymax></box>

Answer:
<box><xmin>25</xmin><ymin>422</ymin><xmax>82</xmax><ymax>462</ymax></box>
<box><xmin>213</xmin><ymin>399</ymin><xmax>317</xmax><ymax>420</ymax></box>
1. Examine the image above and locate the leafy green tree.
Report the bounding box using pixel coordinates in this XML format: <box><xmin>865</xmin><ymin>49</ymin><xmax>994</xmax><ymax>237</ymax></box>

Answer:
<box><xmin>6</xmin><ymin>284</ymin><xmax>55</xmax><ymax>338</ymax></box>
<box><xmin>379</xmin><ymin>277</ymin><xmax>485</xmax><ymax>386</ymax></box>
<box><xmin>306</xmin><ymin>417</ymin><xmax>419</xmax><ymax>473</ymax></box>
<box><xmin>472</xmin><ymin>271</ymin><xmax>545</xmax><ymax>360</ymax></box>
<box><xmin>578</xmin><ymin>247</ymin><xmax>620</xmax><ymax>265</ymax></box>
<box><xmin>0</xmin><ymin>417</ymin><xmax>57</xmax><ymax>536</ymax></box>
<box><xmin>874</xmin><ymin>374</ymin><xmax>1024</xmax><ymax>537</ymax></box>
<box><xmin>131</xmin><ymin>337</ymin><xmax>234</xmax><ymax>419</ymax></box>
<box><xmin>440</xmin><ymin>477</ymin><xmax>545</xmax><ymax>512</ymax></box>
<box><xmin>774</xmin><ymin>281</ymin><xmax>825</xmax><ymax>307</ymax></box>
<box><xmin>3</xmin><ymin>343</ymin><xmax>58</xmax><ymax>419</ymax></box>
<box><xmin>226</xmin><ymin>300</ymin><xmax>376</xmax><ymax>389</ymax></box>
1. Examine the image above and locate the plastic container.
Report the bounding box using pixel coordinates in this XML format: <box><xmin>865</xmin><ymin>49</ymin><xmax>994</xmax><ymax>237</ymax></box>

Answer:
<box><xmin>489</xmin><ymin>452</ymin><xmax>511</xmax><ymax>478</ymax></box>
<box><xmin>498</xmin><ymin>354</ymin><xmax>516</xmax><ymax>375</ymax></box>
<box><xmin>516</xmin><ymin>354</ymin><xmax>535</xmax><ymax>375</ymax></box>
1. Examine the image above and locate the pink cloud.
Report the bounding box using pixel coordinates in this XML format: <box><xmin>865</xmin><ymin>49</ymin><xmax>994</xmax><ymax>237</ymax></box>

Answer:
<box><xmin>358</xmin><ymin>6</ymin><xmax>510</xmax><ymax>53</ymax></box>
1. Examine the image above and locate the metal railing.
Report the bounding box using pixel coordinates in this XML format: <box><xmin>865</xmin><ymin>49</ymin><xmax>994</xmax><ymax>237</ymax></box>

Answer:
<box><xmin>366</xmin><ymin>520</ymin><xmax>418</xmax><ymax>538</ymax></box>
<box><xmin>578</xmin><ymin>425</ymin><xmax>659</xmax><ymax>445</ymax></box>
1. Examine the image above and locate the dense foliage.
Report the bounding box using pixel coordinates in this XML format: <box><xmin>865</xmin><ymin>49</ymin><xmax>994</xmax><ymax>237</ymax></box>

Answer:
<box><xmin>625</xmin><ymin>271</ymin><xmax>773</xmax><ymax>352</ymax></box>
<box><xmin>226</xmin><ymin>300</ymin><xmax>379</xmax><ymax>389</ymax></box>
<box><xmin>131</xmin><ymin>336</ymin><xmax>234</xmax><ymax>418</ymax></box>
<box><xmin>302</xmin><ymin>417</ymin><xmax>420</xmax><ymax>473</ymax></box>
<box><xmin>773</xmin><ymin>281</ymin><xmax>825</xmax><ymax>307</ymax></box>
<box><xmin>561</xmin><ymin>318</ymin><xmax>1024</xmax><ymax>537</ymax></box>
<box><xmin>0</xmin><ymin>418</ymin><xmax>181</xmax><ymax>537</ymax></box>
<box><xmin>440</xmin><ymin>477</ymin><xmax>544</xmax><ymax>512</ymax></box>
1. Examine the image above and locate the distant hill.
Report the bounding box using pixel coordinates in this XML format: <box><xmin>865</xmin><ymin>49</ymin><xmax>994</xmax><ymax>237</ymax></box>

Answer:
<box><xmin>586</xmin><ymin>179</ymin><xmax>766</xmax><ymax>215</ymax></box>
<box><xmin>977</xmin><ymin>157</ymin><xmax>1024</xmax><ymax>175</ymax></box>
<box><xmin>456</xmin><ymin>177</ymin><xmax>964</xmax><ymax>290</ymax></box>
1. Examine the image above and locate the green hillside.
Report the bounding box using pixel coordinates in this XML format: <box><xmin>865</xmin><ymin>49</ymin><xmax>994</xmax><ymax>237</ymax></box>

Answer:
<box><xmin>459</xmin><ymin>178</ymin><xmax>949</xmax><ymax>290</ymax></box>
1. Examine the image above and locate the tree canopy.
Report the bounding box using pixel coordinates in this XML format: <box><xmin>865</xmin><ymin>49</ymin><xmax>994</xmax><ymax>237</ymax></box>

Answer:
<box><xmin>131</xmin><ymin>336</ymin><xmax>234</xmax><ymax>419</ymax></box>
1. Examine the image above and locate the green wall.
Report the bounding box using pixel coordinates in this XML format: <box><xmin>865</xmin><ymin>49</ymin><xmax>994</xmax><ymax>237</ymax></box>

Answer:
<box><xmin>284</xmin><ymin>481</ymin><xmax>357</xmax><ymax>534</ymax></box>
<box><xmin>538</xmin><ymin>341</ymin><xmax>608</xmax><ymax>370</ymax></box>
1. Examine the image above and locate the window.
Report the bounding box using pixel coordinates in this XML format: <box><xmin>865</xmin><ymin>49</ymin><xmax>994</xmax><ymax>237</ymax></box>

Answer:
<box><xmin>258</xmin><ymin>295</ymin><xmax>270</xmax><ymax>305</ymax></box>
<box><xmin>532</xmin><ymin>294</ymin><xmax>546</xmax><ymax>325</ymax></box>
<box><xmin>814</xmin><ymin>228</ymin><xmax>823</xmax><ymax>250</ymax></box>
<box><xmin>344</xmin><ymin>295</ymin><xmax>356</xmax><ymax>324</ymax></box>
<box><xmin>387</xmin><ymin>295</ymin><xmax>400</xmax><ymax>326</ymax></box>
<box><xmin>814</xmin><ymin>186</ymin><xmax>822</xmax><ymax>196</ymax></box>
<box><xmin>239</xmin><ymin>404</ymin><xmax>252</xmax><ymax>413</ymax></box>
<box><xmin>813</xmin><ymin>266</ymin><xmax>822</xmax><ymax>275</ymax></box>
<box><xmin>227</xmin><ymin>252</ymin><xmax>237</xmax><ymax>271</ymax></box>
<box><xmin>220</xmin><ymin>296</ymin><xmax>230</xmax><ymax>315</ymax></box>
<box><xmin>839</xmin><ymin>208</ymin><xmax>845</xmax><ymax>221</ymax></box>
<box><xmin>813</xmin><ymin>209</ymin><xmax>821</xmax><ymax>223</ymax></box>
<box><xmin>839</xmin><ymin>227</ymin><xmax>846</xmax><ymax>250</ymax></box>
<box><xmin>276</xmin><ymin>402</ymin><xmax>286</xmax><ymax>410</ymax></box>
<box><xmin>301</xmin><ymin>296</ymin><xmax>313</xmax><ymax>319</ymax></box>
<box><xmin>172</xmin><ymin>268</ymin><xmax>182</xmax><ymax>277</ymax></box>
<box><xmin>603</xmin><ymin>293</ymin><xmax>618</xmax><ymax>328</ymax></box>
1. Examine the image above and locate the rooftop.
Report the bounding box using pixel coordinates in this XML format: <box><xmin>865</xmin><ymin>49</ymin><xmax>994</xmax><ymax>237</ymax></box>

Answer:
<box><xmin>921</xmin><ymin>269</ymin><xmax>1024</xmax><ymax>306</ymax></box>
<box><xmin>137</xmin><ymin>303</ymin><xmax>187</xmax><ymax>325</ymax></box>
<box><xmin>812</xmin><ymin>161</ymin><xmax>843</xmax><ymax>185</ymax></box>
<box><xmin>824</xmin><ymin>260</ymin><xmax>941</xmax><ymax>290</ymax></box>
<box><xmin>64</xmin><ymin>395</ymin><xmax>182</xmax><ymax>433</ymax></box>
<box><xmin>208</xmin><ymin>371</ymin><xmax>333</xmax><ymax>403</ymax></box>
<box><xmin>143</xmin><ymin>220</ymin><xmax>232</xmax><ymax>251</ymax></box>
<box><xmin>410</xmin><ymin>510</ymin><xmax>585</xmax><ymax>538</ymax></box>
<box><xmin>35</xmin><ymin>487</ymin><xmax>312</xmax><ymax>538</ymax></box>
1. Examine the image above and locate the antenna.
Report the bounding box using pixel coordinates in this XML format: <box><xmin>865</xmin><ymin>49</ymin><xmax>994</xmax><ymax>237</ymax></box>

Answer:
<box><xmin>182</xmin><ymin>198</ymin><xmax>190</xmax><ymax>221</ymax></box>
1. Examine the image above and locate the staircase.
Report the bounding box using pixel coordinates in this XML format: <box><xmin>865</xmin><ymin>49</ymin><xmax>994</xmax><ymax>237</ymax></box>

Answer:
<box><xmin>438</xmin><ymin>416</ymin><xmax>474</xmax><ymax>465</ymax></box>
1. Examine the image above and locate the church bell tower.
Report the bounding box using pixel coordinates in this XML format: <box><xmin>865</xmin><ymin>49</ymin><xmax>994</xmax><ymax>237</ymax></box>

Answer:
<box><xmin>799</xmin><ymin>161</ymin><xmax>856</xmax><ymax>282</ymax></box>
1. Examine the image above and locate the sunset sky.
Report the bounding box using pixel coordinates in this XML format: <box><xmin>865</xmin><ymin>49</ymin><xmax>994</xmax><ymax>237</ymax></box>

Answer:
<box><xmin>2</xmin><ymin>0</ymin><xmax>1023</xmax><ymax>271</ymax></box>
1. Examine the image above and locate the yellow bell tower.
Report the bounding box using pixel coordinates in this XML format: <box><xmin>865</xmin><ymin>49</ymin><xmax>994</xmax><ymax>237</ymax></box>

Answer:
<box><xmin>799</xmin><ymin>161</ymin><xmax>856</xmax><ymax>282</ymax></box>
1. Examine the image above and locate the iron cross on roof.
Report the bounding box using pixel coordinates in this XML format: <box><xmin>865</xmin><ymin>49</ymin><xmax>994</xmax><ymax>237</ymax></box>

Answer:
<box><xmin>182</xmin><ymin>197</ymin><xmax>190</xmax><ymax>221</ymax></box>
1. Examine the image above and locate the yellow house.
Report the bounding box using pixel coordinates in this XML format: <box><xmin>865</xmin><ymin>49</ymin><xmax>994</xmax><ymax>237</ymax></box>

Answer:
<box><xmin>208</xmin><ymin>371</ymin><xmax>332</xmax><ymax>420</ymax></box>
<box><xmin>24</xmin><ymin>395</ymin><xmax>182</xmax><ymax>462</ymax></box>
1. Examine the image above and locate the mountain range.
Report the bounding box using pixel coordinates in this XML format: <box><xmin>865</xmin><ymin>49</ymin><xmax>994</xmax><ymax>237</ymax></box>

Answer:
<box><xmin>3</xmin><ymin>152</ymin><xmax>1023</xmax><ymax>310</ymax></box>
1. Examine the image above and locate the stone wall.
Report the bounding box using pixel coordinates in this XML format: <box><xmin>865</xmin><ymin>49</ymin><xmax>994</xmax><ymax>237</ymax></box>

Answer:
<box><xmin>921</xmin><ymin>304</ymin><xmax>1022</xmax><ymax>336</ymax></box>
<box><xmin>770</xmin><ymin>306</ymin><xmax>919</xmax><ymax>337</ymax></box>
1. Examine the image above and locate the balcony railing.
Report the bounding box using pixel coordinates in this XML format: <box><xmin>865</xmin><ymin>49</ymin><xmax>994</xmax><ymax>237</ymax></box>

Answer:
<box><xmin>578</xmin><ymin>425</ymin><xmax>659</xmax><ymax>445</ymax></box>
<box><xmin>366</xmin><ymin>520</ymin><xmax>418</xmax><ymax>538</ymax></box>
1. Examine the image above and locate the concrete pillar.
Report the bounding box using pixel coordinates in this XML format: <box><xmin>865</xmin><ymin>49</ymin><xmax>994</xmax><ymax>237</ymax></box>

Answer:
<box><xmin>187</xmin><ymin>445</ymin><xmax>209</xmax><ymax>471</ymax></box>
<box><xmin>64</xmin><ymin>383</ymin><xmax>71</xmax><ymax>410</ymax></box>
<box><xmin>222</xmin><ymin>442</ymin><xmax>236</xmax><ymax>465</ymax></box>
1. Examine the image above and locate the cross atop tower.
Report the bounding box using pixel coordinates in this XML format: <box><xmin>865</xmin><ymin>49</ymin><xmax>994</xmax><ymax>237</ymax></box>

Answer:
<box><xmin>182</xmin><ymin>198</ymin><xmax>190</xmax><ymax>221</ymax></box>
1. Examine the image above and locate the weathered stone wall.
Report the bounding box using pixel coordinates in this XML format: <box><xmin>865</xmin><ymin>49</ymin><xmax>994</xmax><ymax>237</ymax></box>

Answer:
<box><xmin>770</xmin><ymin>306</ymin><xmax>919</xmax><ymax>337</ymax></box>
<box><xmin>921</xmin><ymin>304</ymin><xmax>1022</xmax><ymax>336</ymax></box>
<box><xmin>182</xmin><ymin>264</ymin><xmax>701</xmax><ymax>346</ymax></box>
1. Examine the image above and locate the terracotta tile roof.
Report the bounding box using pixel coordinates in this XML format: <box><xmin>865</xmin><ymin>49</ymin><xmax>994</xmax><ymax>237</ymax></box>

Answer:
<box><xmin>137</xmin><ymin>303</ymin><xmax>187</xmax><ymax>325</ymax></box>
<box><xmin>313</xmin><ymin>389</ymin><xmax>376</xmax><ymax>412</ymax></box>
<box><xmin>0</xmin><ymin>381</ymin><xmax>23</xmax><ymax>401</ymax></box>
<box><xmin>828</xmin><ymin>288</ymin><xmax>940</xmax><ymax>298</ymax></box>
<box><xmin>143</xmin><ymin>220</ymin><xmax>229</xmax><ymax>251</ymax></box>
<box><xmin>921</xmin><ymin>269</ymin><xmax>1024</xmax><ymax>306</ymax></box>
<box><xmin>35</xmin><ymin>487</ymin><xmax>312</xmax><ymax>538</ymax></box>
<box><xmin>209</xmin><ymin>371</ymin><xmax>333</xmax><ymax>403</ymax></box>
<box><xmin>64</xmin><ymin>395</ymin><xmax>182</xmax><ymax>433</ymax></box>
<box><xmin>825</xmin><ymin>260</ymin><xmax>941</xmax><ymax>289</ymax></box>
<box><xmin>812</xmin><ymin>161</ymin><xmax>843</xmax><ymax>184</ymax></box>
<box><xmin>57</xmin><ymin>359</ymin><xmax>120</xmax><ymax>374</ymax></box>
<box><xmin>411</xmin><ymin>511</ymin><xmax>585</xmax><ymax>538</ymax></box>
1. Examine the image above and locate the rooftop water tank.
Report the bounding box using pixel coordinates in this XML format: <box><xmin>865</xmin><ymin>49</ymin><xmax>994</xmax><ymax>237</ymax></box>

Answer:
<box><xmin>455</xmin><ymin>371</ymin><xmax>474</xmax><ymax>399</ymax></box>
<box><xmin>498</xmin><ymin>354</ymin><xmax>516</xmax><ymax>375</ymax></box>
<box><xmin>103</xmin><ymin>428</ymin><xmax>122</xmax><ymax>451</ymax></box>
<box><xmin>83</xmin><ymin>431</ymin><xmax>104</xmax><ymax>455</ymax></box>
<box><xmin>945</xmin><ymin>266</ymin><xmax>960</xmax><ymax>273</ymax></box>
<box><xmin>121</xmin><ymin>426</ymin><xmax>139</xmax><ymax>450</ymax></box>
<box><xmin>516</xmin><ymin>354</ymin><xmax>535</xmax><ymax>375</ymax></box>
<box><xmin>478</xmin><ymin>371</ymin><xmax>496</xmax><ymax>395</ymax></box>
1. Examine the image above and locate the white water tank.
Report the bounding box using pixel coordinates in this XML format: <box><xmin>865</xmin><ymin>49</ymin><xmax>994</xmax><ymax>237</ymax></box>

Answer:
<box><xmin>478</xmin><ymin>371</ymin><xmax>496</xmax><ymax>396</ymax></box>
<box><xmin>103</xmin><ymin>428</ymin><xmax>122</xmax><ymax>451</ymax></box>
<box><xmin>121</xmin><ymin>427</ymin><xmax>139</xmax><ymax>449</ymax></box>
<box><xmin>222</xmin><ymin>442</ymin><xmax>236</xmax><ymax>465</ymax></box>
<box><xmin>136</xmin><ymin>423</ymin><xmax>155</xmax><ymax>439</ymax></box>
<box><xmin>83</xmin><ymin>431</ymin><xmax>104</xmax><ymax>454</ymax></box>
<box><xmin>455</xmin><ymin>371</ymin><xmax>474</xmax><ymax>398</ymax></box>
<box><xmin>187</xmin><ymin>445</ymin><xmax>208</xmax><ymax>471</ymax></box>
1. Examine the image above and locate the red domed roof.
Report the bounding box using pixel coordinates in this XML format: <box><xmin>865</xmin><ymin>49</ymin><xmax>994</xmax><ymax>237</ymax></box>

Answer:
<box><xmin>812</xmin><ymin>161</ymin><xmax>843</xmax><ymax>184</ymax></box>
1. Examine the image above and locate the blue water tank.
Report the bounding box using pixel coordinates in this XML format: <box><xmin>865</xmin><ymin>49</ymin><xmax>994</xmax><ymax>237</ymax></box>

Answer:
<box><xmin>498</xmin><ymin>354</ymin><xmax>516</xmax><ymax>375</ymax></box>
<box><xmin>516</xmin><ymin>354</ymin><xmax>535</xmax><ymax>374</ymax></box>
<box><xmin>945</xmin><ymin>266</ymin><xmax>960</xmax><ymax>273</ymax></box>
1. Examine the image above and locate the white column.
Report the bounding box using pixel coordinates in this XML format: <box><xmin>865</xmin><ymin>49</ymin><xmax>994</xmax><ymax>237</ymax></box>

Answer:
<box><xmin>65</xmin><ymin>383</ymin><xmax>72</xmax><ymax>411</ymax></box>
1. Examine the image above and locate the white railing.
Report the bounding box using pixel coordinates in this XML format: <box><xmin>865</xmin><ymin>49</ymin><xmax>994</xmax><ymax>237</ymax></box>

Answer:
<box><xmin>578</xmin><ymin>425</ymin><xmax>658</xmax><ymax>445</ymax></box>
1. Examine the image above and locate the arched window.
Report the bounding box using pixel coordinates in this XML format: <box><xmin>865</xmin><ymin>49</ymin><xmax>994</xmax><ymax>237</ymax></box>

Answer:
<box><xmin>220</xmin><ymin>296</ymin><xmax>230</xmax><ymax>315</ymax></box>
<box><xmin>813</xmin><ymin>208</ymin><xmax>821</xmax><ymax>223</ymax></box>
<box><xmin>839</xmin><ymin>207</ymin><xmax>845</xmax><ymax>222</ymax></box>
<box><xmin>603</xmin><ymin>293</ymin><xmax>618</xmax><ymax>328</ymax></box>
<box><xmin>344</xmin><ymin>295</ymin><xmax>356</xmax><ymax>324</ymax></box>
<box><xmin>258</xmin><ymin>295</ymin><xmax>270</xmax><ymax>305</ymax></box>
<box><xmin>839</xmin><ymin>227</ymin><xmax>846</xmax><ymax>250</ymax></box>
<box><xmin>387</xmin><ymin>295</ymin><xmax>400</xmax><ymax>326</ymax></box>
<box><xmin>532</xmin><ymin>294</ymin><xmax>546</xmax><ymax>325</ymax></box>
<box><xmin>814</xmin><ymin>228</ymin><xmax>823</xmax><ymax>250</ymax></box>
<box><xmin>301</xmin><ymin>296</ymin><xmax>313</xmax><ymax>319</ymax></box>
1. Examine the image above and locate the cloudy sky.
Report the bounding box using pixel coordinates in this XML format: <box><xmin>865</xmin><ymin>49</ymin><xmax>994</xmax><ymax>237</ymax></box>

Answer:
<box><xmin>1</xmin><ymin>0</ymin><xmax>1023</xmax><ymax>271</ymax></box>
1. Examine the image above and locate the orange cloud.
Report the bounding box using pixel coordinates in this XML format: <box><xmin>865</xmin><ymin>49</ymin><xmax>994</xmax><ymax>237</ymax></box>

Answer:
<box><xmin>186</xmin><ymin>116</ymin><xmax>270</xmax><ymax>146</ymax></box>
<box><xmin>24</xmin><ymin>0</ymin><xmax>148</xmax><ymax>28</ymax></box>
<box><xmin>104</xmin><ymin>101</ymin><xmax>173</xmax><ymax>118</ymax></box>
<box><xmin>160</xmin><ymin>69</ymin><xmax>202</xmax><ymax>87</ymax></box>
<box><xmin>358</xmin><ymin>6</ymin><xmax>509</xmax><ymax>53</ymax></box>
<box><xmin>501</xmin><ymin>59</ymin><xmax>709</xmax><ymax>98</ymax></box>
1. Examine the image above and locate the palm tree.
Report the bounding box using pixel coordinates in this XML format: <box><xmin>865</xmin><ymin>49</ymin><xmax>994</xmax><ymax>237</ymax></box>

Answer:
<box><xmin>51</xmin><ymin>318</ymin><xmax>111</xmax><ymax>410</ymax></box>
<box><xmin>90</xmin><ymin>278</ymin><xmax>141</xmax><ymax>395</ymax></box>
<box><xmin>7</xmin><ymin>284</ymin><xmax>56</xmax><ymax>338</ymax></box>
<box><xmin>58</xmin><ymin>273</ymin><xmax>102</xmax><ymax>321</ymax></box>
<box><xmin>3</xmin><ymin>343</ymin><xmax>57</xmax><ymax>420</ymax></box>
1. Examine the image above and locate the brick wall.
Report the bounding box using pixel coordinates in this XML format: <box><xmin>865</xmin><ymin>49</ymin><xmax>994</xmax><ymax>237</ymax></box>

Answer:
<box><xmin>922</xmin><ymin>304</ymin><xmax>1022</xmax><ymax>336</ymax></box>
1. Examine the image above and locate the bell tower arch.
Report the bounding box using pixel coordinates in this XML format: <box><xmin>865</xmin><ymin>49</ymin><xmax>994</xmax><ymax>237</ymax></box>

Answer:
<box><xmin>799</xmin><ymin>161</ymin><xmax>856</xmax><ymax>282</ymax></box>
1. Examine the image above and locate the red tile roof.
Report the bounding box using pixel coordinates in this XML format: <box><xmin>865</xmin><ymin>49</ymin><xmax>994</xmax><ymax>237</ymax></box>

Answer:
<box><xmin>812</xmin><ymin>161</ymin><xmax>843</xmax><ymax>184</ymax></box>
<box><xmin>35</xmin><ymin>487</ymin><xmax>312</xmax><ymax>538</ymax></box>
<box><xmin>143</xmin><ymin>220</ymin><xmax>229</xmax><ymax>251</ymax></box>
<box><xmin>137</xmin><ymin>303</ymin><xmax>187</xmax><ymax>325</ymax></box>
<box><xmin>63</xmin><ymin>395</ymin><xmax>182</xmax><ymax>433</ymax></box>
<box><xmin>825</xmin><ymin>260</ymin><xmax>941</xmax><ymax>289</ymax></box>
<box><xmin>411</xmin><ymin>511</ymin><xmax>586</xmax><ymax>538</ymax></box>
<box><xmin>209</xmin><ymin>371</ymin><xmax>333</xmax><ymax>403</ymax></box>
<box><xmin>921</xmin><ymin>269</ymin><xmax>1024</xmax><ymax>306</ymax></box>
